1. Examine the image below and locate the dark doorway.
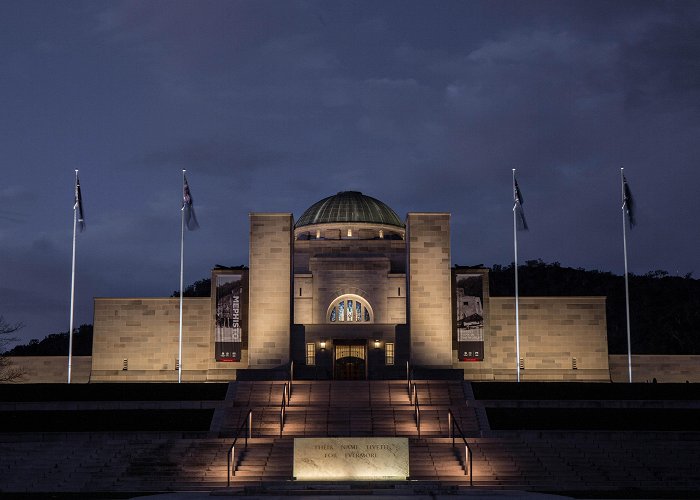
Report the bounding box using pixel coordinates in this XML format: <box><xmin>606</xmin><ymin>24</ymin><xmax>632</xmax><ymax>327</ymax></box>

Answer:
<box><xmin>334</xmin><ymin>342</ymin><xmax>366</xmax><ymax>380</ymax></box>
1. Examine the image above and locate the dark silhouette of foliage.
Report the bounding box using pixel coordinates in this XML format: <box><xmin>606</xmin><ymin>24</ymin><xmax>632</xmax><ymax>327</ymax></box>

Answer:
<box><xmin>490</xmin><ymin>260</ymin><xmax>700</xmax><ymax>355</ymax></box>
<box><xmin>172</xmin><ymin>278</ymin><xmax>211</xmax><ymax>298</ymax></box>
<box><xmin>5</xmin><ymin>324</ymin><xmax>93</xmax><ymax>357</ymax></box>
<box><xmin>0</xmin><ymin>315</ymin><xmax>25</xmax><ymax>380</ymax></box>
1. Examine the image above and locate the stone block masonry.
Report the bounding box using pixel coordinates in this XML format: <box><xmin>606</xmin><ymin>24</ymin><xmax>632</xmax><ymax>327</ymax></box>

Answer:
<box><xmin>91</xmin><ymin>298</ymin><xmax>212</xmax><ymax>382</ymax></box>
<box><xmin>407</xmin><ymin>213</ymin><xmax>452</xmax><ymax>368</ymax></box>
<box><xmin>485</xmin><ymin>296</ymin><xmax>609</xmax><ymax>381</ymax></box>
<box><xmin>6</xmin><ymin>356</ymin><xmax>92</xmax><ymax>383</ymax></box>
<box><xmin>610</xmin><ymin>355</ymin><xmax>700</xmax><ymax>383</ymax></box>
<box><xmin>248</xmin><ymin>213</ymin><xmax>293</xmax><ymax>368</ymax></box>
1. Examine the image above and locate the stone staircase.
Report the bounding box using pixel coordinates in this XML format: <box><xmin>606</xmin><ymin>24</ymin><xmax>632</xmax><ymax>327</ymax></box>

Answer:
<box><xmin>225</xmin><ymin>380</ymin><xmax>700</xmax><ymax>494</ymax></box>
<box><xmin>0</xmin><ymin>434</ymin><xmax>231</xmax><ymax>492</ymax></box>
<box><xmin>4</xmin><ymin>380</ymin><xmax>700</xmax><ymax>495</ymax></box>
<box><xmin>226</xmin><ymin>379</ymin><xmax>479</xmax><ymax>484</ymax></box>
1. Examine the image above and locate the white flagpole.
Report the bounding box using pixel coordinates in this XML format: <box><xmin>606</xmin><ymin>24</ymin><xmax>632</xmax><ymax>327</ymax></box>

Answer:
<box><xmin>68</xmin><ymin>169</ymin><xmax>78</xmax><ymax>384</ymax></box>
<box><xmin>621</xmin><ymin>167</ymin><xmax>632</xmax><ymax>383</ymax></box>
<box><xmin>513</xmin><ymin>169</ymin><xmax>521</xmax><ymax>383</ymax></box>
<box><xmin>179</xmin><ymin>169</ymin><xmax>186</xmax><ymax>384</ymax></box>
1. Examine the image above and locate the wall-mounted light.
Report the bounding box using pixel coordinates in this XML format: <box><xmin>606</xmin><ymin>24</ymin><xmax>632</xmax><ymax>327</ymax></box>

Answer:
<box><xmin>374</xmin><ymin>339</ymin><xmax>381</xmax><ymax>349</ymax></box>
<box><xmin>320</xmin><ymin>340</ymin><xmax>327</xmax><ymax>350</ymax></box>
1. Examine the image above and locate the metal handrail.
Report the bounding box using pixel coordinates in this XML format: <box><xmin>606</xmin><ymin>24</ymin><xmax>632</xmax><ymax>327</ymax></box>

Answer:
<box><xmin>227</xmin><ymin>409</ymin><xmax>253</xmax><ymax>486</ymax></box>
<box><xmin>406</xmin><ymin>361</ymin><xmax>412</xmax><ymax>393</ymax></box>
<box><xmin>447</xmin><ymin>409</ymin><xmax>473</xmax><ymax>485</ymax></box>
<box><xmin>289</xmin><ymin>360</ymin><xmax>294</xmax><ymax>396</ymax></box>
<box><xmin>408</xmin><ymin>381</ymin><xmax>421</xmax><ymax>439</ymax></box>
<box><xmin>280</xmin><ymin>382</ymin><xmax>290</xmax><ymax>437</ymax></box>
<box><xmin>414</xmin><ymin>384</ymin><xmax>421</xmax><ymax>439</ymax></box>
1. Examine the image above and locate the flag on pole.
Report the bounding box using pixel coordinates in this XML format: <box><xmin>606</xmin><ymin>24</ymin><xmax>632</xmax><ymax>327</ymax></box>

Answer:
<box><xmin>74</xmin><ymin>174</ymin><xmax>85</xmax><ymax>232</ymax></box>
<box><xmin>513</xmin><ymin>175</ymin><xmax>528</xmax><ymax>231</ymax></box>
<box><xmin>622</xmin><ymin>174</ymin><xmax>635</xmax><ymax>228</ymax></box>
<box><xmin>182</xmin><ymin>174</ymin><xmax>200</xmax><ymax>231</ymax></box>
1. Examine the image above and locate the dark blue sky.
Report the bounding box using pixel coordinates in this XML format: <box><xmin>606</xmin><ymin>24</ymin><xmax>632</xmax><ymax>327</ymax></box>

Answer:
<box><xmin>2</xmin><ymin>0</ymin><xmax>699</xmax><ymax>346</ymax></box>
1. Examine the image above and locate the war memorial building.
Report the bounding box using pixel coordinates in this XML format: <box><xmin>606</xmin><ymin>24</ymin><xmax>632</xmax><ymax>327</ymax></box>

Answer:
<box><xmin>5</xmin><ymin>192</ymin><xmax>700</xmax><ymax>497</ymax></box>
<box><xmin>90</xmin><ymin>191</ymin><xmax>609</xmax><ymax>382</ymax></box>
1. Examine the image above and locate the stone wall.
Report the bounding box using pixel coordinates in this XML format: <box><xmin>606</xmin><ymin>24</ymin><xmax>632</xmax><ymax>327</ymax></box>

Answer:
<box><xmin>407</xmin><ymin>213</ymin><xmax>452</xmax><ymax>368</ymax></box>
<box><xmin>468</xmin><ymin>296</ymin><xmax>610</xmax><ymax>381</ymax></box>
<box><xmin>248</xmin><ymin>213</ymin><xmax>292</xmax><ymax>368</ymax></box>
<box><xmin>91</xmin><ymin>297</ymin><xmax>223</xmax><ymax>382</ymax></box>
<box><xmin>307</xmin><ymin>255</ymin><xmax>405</xmax><ymax>325</ymax></box>
<box><xmin>4</xmin><ymin>356</ymin><xmax>92</xmax><ymax>383</ymax></box>
<box><xmin>609</xmin><ymin>355</ymin><xmax>700</xmax><ymax>383</ymax></box>
<box><xmin>293</xmin><ymin>274</ymin><xmax>314</xmax><ymax>325</ymax></box>
<box><xmin>293</xmin><ymin>238</ymin><xmax>406</xmax><ymax>274</ymax></box>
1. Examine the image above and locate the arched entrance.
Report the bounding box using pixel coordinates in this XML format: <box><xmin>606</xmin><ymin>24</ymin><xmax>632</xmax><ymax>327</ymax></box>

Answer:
<box><xmin>334</xmin><ymin>341</ymin><xmax>367</xmax><ymax>380</ymax></box>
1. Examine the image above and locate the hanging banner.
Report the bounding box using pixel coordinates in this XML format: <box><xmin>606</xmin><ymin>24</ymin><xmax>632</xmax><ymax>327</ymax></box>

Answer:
<box><xmin>215</xmin><ymin>273</ymin><xmax>244</xmax><ymax>362</ymax></box>
<box><xmin>455</xmin><ymin>273</ymin><xmax>484</xmax><ymax>361</ymax></box>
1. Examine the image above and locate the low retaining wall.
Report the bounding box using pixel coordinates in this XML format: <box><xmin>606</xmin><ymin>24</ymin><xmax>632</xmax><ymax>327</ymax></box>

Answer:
<box><xmin>610</xmin><ymin>355</ymin><xmax>700</xmax><ymax>383</ymax></box>
<box><xmin>4</xmin><ymin>356</ymin><xmax>92</xmax><ymax>383</ymax></box>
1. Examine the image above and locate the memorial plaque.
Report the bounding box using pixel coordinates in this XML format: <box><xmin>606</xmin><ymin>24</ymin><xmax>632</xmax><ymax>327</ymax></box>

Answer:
<box><xmin>293</xmin><ymin>437</ymin><xmax>409</xmax><ymax>480</ymax></box>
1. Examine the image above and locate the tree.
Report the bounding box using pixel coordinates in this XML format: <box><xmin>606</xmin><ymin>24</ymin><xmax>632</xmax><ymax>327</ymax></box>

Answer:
<box><xmin>172</xmin><ymin>278</ymin><xmax>211</xmax><ymax>298</ymax></box>
<box><xmin>0</xmin><ymin>315</ymin><xmax>24</xmax><ymax>382</ymax></box>
<box><xmin>5</xmin><ymin>324</ymin><xmax>93</xmax><ymax>356</ymax></box>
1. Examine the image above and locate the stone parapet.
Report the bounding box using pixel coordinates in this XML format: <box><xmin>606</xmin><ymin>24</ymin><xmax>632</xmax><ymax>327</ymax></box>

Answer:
<box><xmin>91</xmin><ymin>297</ymin><xmax>215</xmax><ymax>382</ymax></box>
<box><xmin>248</xmin><ymin>213</ymin><xmax>293</xmax><ymax>368</ymax></box>
<box><xmin>407</xmin><ymin>213</ymin><xmax>452</xmax><ymax>368</ymax></box>
<box><xmin>610</xmin><ymin>354</ymin><xmax>700</xmax><ymax>383</ymax></box>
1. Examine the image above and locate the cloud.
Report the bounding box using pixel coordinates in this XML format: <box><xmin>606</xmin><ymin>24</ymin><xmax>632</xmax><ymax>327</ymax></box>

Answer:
<box><xmin>621</xmin><ymin>10</ymin><xmax>700</xmax><ymax>111</ymax></box>
<box><xmin>138</xmin><ymin>139</ymin><xmax>289</xmax><ymax>178</ymax></box>
<box><xmin>3</xmin><ymin>0</ymin><xmax>700</xmax><ymax>347</ymax></box>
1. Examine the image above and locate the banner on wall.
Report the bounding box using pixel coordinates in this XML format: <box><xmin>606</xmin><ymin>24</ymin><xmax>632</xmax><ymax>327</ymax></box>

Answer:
<box><xmin>455</xmin><ymin>273</ymin><xmax>484</xmax><ymax>362</ymax></box>
<box><xmin>215</xmin><ymin>274</ymin><xmax>244</xmax><ymax>362</ymax></box>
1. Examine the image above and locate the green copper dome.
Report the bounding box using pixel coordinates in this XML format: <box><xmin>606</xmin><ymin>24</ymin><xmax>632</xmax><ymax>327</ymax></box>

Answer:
<box><xmin>295</xmin><ymin>191</ymin><xmax>404</xmax><ymax>228</ymax></box>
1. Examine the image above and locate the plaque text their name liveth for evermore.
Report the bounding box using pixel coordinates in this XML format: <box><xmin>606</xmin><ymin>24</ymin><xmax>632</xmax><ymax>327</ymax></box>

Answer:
<box><xmin>293</xmin><ymin>437</ymin><xmax>409</xmax><ymax>480</ymax></box>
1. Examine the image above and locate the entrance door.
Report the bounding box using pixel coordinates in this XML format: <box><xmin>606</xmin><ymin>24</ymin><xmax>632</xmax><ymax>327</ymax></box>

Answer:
<box><xmin>334</xmin><ymin>343</ymin><xmax>366</xmax><ymax>380</ymax></box>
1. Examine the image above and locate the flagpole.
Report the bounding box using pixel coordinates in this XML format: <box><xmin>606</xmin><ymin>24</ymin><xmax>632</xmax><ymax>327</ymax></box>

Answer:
<box><xmin>179</xmin><ymin>169</ymin><xmax>185</xmax><ymax>384</ymax></box>
<box><xmin>621</xmin><ymin>167</ymin><xmax>632</xmax><ymax>383</ymax></box>
<box><xmin>513</xmin><ymin>169</ymin><xmax>521</xmax><ymax>383</ymax></box>
<box><xmin>68</xmin><ymin>169</ymin><xmax>78</xmax><ymax>384</ymax></box>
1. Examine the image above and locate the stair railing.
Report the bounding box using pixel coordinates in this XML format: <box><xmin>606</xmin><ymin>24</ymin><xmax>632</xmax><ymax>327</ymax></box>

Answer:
<box><xmin>289</xmin><ymin>360</ymin><xmax>294</xmax><ymax>397</ymax></box>
<box><xmin>227</xmin><ymin>408</ymin><xmax>253</xmax><ymax>486</ymax></box>
<box><xmin>280</xmin><ymin>382</ymin><xmax>290</xmax><ymax>437</ymax></box>
<box><xmin>409</xmin><ymin>381</ymin><xmax>421</xmax><ymax>439</ymax></box>
<box><xmin>447</xmin><ymin>409</ymin><xmax>473</xmax><ymax>485</ymax></box>
<box><xmin>406</xmin><ymin>361</ymin><xmax>412</xmax><ymax>394</ymax></box>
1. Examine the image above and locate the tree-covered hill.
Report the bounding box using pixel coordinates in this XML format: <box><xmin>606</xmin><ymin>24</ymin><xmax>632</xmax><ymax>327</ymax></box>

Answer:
<box><xmin>4</xmin><ymin>324</ymin><xmax>93</xmax><ymax>356</ymax></box>
<box><xmin>489</xmin><ymin>260</ymin><xmax>700</xmax><ymax>355</ymax></box>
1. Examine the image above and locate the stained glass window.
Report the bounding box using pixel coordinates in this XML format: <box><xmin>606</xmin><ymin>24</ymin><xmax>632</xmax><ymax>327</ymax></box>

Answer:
<box><xmin>328</xmin><ymin>296</ymin><xmax>372</xmax><ymax>323</ymax></box>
